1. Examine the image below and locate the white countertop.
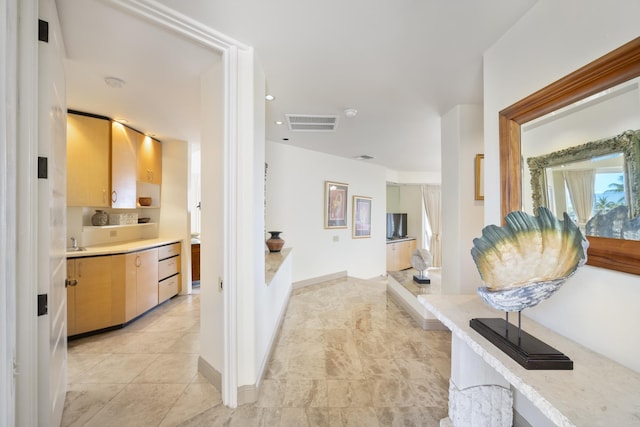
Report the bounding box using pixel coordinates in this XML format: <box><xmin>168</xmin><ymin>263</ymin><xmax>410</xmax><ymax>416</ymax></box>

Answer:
<box><xmin>66</xmin><ymin>237</ymin><xmax>182</xmax><ymax>258</ymax></box>
<box><xmin>418</xmin><ymin>294</ymin><xmax>640</xmax><ymax>427</ymax></box>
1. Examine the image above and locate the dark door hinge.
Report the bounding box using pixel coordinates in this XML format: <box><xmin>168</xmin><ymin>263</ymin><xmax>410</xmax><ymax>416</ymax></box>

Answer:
<box><xmin>38</xmin><ymin>294</ymin><xmax>48</xmax><ymax>316</ymax></box>
<box><xmin>37</xmin><ymin>157</ymin><xmax>48</xmax><ymax>179</ymax></box>
<box><xmin>38</xmin><ymin>19</ymin><xmax>48</xmax><ymax>43</ymax></box>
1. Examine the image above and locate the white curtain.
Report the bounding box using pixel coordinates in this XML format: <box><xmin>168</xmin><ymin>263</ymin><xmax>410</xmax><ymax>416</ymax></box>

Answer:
<box><xmin>563</xmin><ymin>169</ymin><xmax>595</xmax><ymax>228</ymax></box>
<box><xmin>422</xmin><ymin>185</ymin><xmax>442</xmax><ymax>267</ymax></box>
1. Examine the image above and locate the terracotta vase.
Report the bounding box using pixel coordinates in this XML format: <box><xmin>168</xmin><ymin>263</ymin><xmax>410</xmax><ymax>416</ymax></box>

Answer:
<box><xmin>266</xmin><ymin>231</ymin><xmax>285</xmax><ymax>253</ymax></box>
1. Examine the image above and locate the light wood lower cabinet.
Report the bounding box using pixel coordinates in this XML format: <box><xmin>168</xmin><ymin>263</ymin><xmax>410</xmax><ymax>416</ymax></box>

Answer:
<box><xmin>67</xmin><ymin>242</ymin><xmax>181</xmax><ymax>337</ymax></box>
<box><xmin>386</xmin><ymin>239</ymin><xmax>417</xmax><ymax>271</ymax></box>
<box><xmin>67</xmin><ymin>256</ymin><xmax>119</xmax><ymax>336</ymax></box>
<box><xmin>158</xmin><ymin>242</ymin><xmax>181</xmax><ymax>304</ymax></box>
<box><xmin>127</xmin><ymin>248</ymin><xmax>159</xmax><ymax>318</ymax></box>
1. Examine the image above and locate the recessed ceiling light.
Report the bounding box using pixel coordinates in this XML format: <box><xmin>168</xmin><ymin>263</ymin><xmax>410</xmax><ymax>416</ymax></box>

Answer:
<box><xmin>104</xmin><ymin>76</ymin><xmax>125</xmax><ymax>88</ymax></box>
<box><xmin>265</xmin><ymin>94</ymin><xmax>275</xmax><ymax>101</ymax></box>
<box><xmin>275</xmin><ymin>121</ymin><xmax>284</xmax><ymax>125</ymax></box>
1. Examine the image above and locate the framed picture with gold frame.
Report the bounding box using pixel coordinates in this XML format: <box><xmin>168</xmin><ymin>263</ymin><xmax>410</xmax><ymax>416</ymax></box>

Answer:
<box><xmin>352</xmin><ymin>196</ymin><xmax>372</xmax><ymax>238</ymax></box>
<box><xmin>475</xmin><ymin>154</ymin><xmax>485</xmax><ymax>201</ymax></box>
<box><xmin>324</xmin><ymin>181</ymin><xmax>348</xmax><ymax>228</ymax></box>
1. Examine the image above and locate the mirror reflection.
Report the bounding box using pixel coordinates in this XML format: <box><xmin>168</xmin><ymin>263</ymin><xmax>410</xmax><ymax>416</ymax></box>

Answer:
<box><xmin>521</xmin><ymin>77</ymin><xmax>640</xmax><ymax>240</ymax></box>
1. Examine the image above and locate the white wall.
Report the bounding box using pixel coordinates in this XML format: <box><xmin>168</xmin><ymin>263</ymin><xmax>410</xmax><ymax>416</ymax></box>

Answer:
<box><xmin>386</xmin><ymin>169</ymin><xmax>441</xmax><ymax>185</ymax></box>
<box><xmin>441</xmin><ymin>105</ymin><xmax>484</xmax><ymax>294</ymax></box>
<box><xmin>159</xmin><ymin>139</ymin><xmax>191</xmax><ymax>294</ymax></box>
<box><xmin>199</xmin><ymin>58</ymin><xmax>225</xmax><ymax>383</ymax></box>
<box><xmin>484</xmin><ymin>0</ymin><xmax>640</xmax><ymax>372</ymax></box>
<box><xmin>266</xmin><ymin>140</ymin><xmax>387</xmax><ymax>281</ymax></box>
<box><xmin>396</xmin><ymin>185</ymin><xmax>425</xmax><ymax>249</ymax></box>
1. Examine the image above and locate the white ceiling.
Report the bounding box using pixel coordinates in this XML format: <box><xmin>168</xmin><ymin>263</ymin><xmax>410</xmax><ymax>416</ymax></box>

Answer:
<box><xmin>56</xmin><ymin>0</ymin><xmax>536</xmax><ymax>173</ymax></box>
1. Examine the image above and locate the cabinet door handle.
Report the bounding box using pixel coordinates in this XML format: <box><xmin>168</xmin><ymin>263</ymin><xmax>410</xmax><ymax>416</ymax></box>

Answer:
<box><xmin>112</xmin><ymin>190</ymin><xmax>118</xmax><ymax>204</ymax></box>
<box><xmin>136</xmin><ymin>256</ymin><xmax>141</xmax><ymax>267</ymax></box>
<box><xmin>77</xmin><ymin>261</ymin><xmax>82</xmax><ymax>278</ymax></box>
<box><xmin>65</xmin><ymin>279</ymin><xmax>78</xmax><ymax>288</ymax></box>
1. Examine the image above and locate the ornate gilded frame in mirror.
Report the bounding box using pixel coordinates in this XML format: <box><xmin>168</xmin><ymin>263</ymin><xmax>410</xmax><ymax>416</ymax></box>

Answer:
<box><xmin>527</xmin><ymin>130</ymin><xmax>640</xmax><ymax>218</ymax></box>
<box><xmin>499</xmin><ymin>36</ymin><xmax>640</xmax><ymax>275</ymax></box>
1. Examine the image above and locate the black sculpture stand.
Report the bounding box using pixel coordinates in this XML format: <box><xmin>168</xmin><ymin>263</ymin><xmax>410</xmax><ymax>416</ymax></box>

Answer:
<box><xmin>470</xmin><ymin>314</ymin><xmax>573</xmax><ymax>370</ymax></box>
<box><xmin>413</xmin><ymin>274</ymin><xmax>430</xmax><ymax>284</ymax></box>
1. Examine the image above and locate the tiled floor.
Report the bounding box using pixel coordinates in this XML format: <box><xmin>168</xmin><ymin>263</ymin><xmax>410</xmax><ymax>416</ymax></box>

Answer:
<box><xmin>62</xmin><ymin>276</ymin><xmax>451</xmax><ymax>426</ymax></box>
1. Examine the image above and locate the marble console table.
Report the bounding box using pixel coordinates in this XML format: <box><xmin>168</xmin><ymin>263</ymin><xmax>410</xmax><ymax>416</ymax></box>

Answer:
<box><xmin>418</xmin><ymin>294</ymin><xmax>640</xmax><ymax>427</ymax></box>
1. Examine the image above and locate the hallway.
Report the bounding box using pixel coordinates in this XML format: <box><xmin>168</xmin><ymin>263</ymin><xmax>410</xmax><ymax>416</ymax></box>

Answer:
<box><xmin>62</xmin><ymin>276</ymin><xmax>451</xmax><ymax>426</ymax></box>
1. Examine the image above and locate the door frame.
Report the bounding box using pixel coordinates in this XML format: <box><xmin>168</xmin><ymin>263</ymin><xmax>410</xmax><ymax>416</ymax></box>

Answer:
<box><xmin>106</xmin><ymin>0</ymin><xmax>249</xmax><ymax>406</ymax></box>
<box><xmin>1</xmin><ymin>0</ymin><xmax>19</xmax><ymax>424</ymax></box>
<box><xmin>14</xmin><ymin>0</ymin><xmax>40</xmax><ymax>424</ymax></box>
<box><xmin>9</xmin><ymin>0</ymin><xmax>251</xmax><ymax>421</ymax></box>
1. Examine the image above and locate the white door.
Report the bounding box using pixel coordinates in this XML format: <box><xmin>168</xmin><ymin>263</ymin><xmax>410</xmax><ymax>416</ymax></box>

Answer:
<box><xmin>37</xmin><ymin>0</ymin><xmax>67</xmax><ymax>424</ymax></box>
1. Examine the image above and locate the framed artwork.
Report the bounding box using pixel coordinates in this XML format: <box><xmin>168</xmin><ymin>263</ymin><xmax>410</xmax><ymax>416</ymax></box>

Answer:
<box><xmin>352</xmin><ymin>196</ymin><xmax>372</xmax><ymax>238</ymax></box>
<box><xmin>324</xmin><ymin>181</ymin><xmax>348</xmax><ymax>228</ymax></box>
<box><xmin>475</xmin><ymin>154</ymin><xmax>485</xmax><ymax>201</ymax></box>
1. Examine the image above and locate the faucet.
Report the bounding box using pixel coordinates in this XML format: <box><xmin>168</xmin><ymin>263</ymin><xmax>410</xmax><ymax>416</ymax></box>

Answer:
<box><xmin>70</xmin><ymin>237</ymin><xmax>78</xmax><ymax>250</ymax></box>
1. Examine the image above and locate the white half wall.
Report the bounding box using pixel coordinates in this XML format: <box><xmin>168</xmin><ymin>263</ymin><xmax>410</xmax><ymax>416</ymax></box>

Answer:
<box><xmin>265</xmin><ymin>141</ymin><xmax>387</xmax><ymax>281</ymax></box>
<box><xmin>483</xmin><ymin>0</ymin><xmax>640</xmax><ymax>372</ymax></box>
<box><xmin>441</xmin><ymin>104</ymin><xmax>484</xmax><ymax>295</ymax></box>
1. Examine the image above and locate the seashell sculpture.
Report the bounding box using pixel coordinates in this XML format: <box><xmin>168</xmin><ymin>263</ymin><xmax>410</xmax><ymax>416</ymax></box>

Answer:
<box><xmin>471</xmin><ymin>207</ymin><xmax>588</xmax><ymax>312</ymax></box>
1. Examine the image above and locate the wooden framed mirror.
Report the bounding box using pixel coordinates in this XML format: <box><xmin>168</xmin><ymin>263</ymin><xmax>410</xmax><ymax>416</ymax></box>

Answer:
<box><xmin>499</xmin><ymin>36</ymin><xmax>640</xmax><ymax>275</ymax></box>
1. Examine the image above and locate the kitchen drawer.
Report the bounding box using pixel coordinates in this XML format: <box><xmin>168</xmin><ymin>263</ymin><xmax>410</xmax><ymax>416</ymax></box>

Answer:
<box><xmin>158</xmin><ymin>242</ymin><xmax>181</xmax><ymax>260</ymax></box>
<box><xmin>159</xmin><ymin>274</ymin><xmax>179</xmax><ymax>303</ymax></box>
<box><xmin>158</xmin><ymin>255</ymin><xmax>180</xmax><ymax>280</ymax></box>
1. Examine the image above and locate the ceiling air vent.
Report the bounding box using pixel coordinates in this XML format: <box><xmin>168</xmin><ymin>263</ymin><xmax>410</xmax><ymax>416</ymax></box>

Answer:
<box><xmin>285</xmin><ymin>114</ymin><xmax>339</xmax><ymax>132</ymax></box>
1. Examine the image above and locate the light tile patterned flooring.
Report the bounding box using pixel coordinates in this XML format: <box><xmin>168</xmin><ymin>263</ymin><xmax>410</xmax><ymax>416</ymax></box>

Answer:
<box><xmin>62</xmin><ymin>276</ymin><xmax>451</xmax><ymax>426</ymax></box>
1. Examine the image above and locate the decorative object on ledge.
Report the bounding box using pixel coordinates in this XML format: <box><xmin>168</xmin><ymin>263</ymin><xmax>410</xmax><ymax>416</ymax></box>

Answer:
<box><xmin>470</xmin><ymin>207</ymin><xmax>589</xmax><ymax>370</ymax></box>
<box><xmin>91</xmin><ymin>209</ymin><xmax>108</xmax><ymax>226</ymax></box>
<box><xmin>266</xmin><ymin>231</ymin><xmax>285</xmax><ymax>253</ymax></box>
<box><xmin>138</xmin><ymin>196</ymin><xmax>152</xmax><ymax>206</ymax></box>
<box><xmin>411</xmin><ymin>248</ymin><xmax>432</xmax><ymax>285</ymax></box>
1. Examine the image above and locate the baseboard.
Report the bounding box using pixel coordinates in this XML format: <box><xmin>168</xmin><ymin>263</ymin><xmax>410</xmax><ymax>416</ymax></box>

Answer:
<box><xmin>237</xmin><ymin>384</ymin><xmax>258</xmax><ymax>406</ymax></box>
<box><xmin>198</xmin><ymin>355</ymin><xmax>263</xmax><ymax>406</ymax></box>
<box><xmin>198</xmin><ymin>284</ymin><xmax>293</xmax><ymax>407</ymax></box>
<box><xmin>387</xmin><ymin>281</ymin><xmax>447</xmax><ymax>331</ymax></box>
<box><xmin>293</xmin><ymin>270</ymin><xmax>347</xmax><ymax>289</ymax></box>
<box><xmin>197</xmin><ymin>356</ymin><xmax>222</xmax><ymax>391</ymax></box>
<box><xmin>252</xmin><ymin>285</ymin><xmax>292</xmax><ymax>396</ymax></box>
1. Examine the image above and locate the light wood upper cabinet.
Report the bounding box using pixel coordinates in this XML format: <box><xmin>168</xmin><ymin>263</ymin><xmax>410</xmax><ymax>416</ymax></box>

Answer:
<box><xmin>110</xmin><ymin>123</ymin><xmax>138</xmax><ymax>208</ymax></box>
<box><xmin>137</xmin><ymin>136</ymin><xmax>162</xmax><ymax>185</ymax></box>
<box><xmin>67</xmin><ymin>112</ymin><xmax>162</xmax><ymax>208</ymax></box>
<box><xmin>66</xmin><ymin>113</ymin><xmax>110</xmax><ymax>207</ymax></box>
